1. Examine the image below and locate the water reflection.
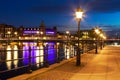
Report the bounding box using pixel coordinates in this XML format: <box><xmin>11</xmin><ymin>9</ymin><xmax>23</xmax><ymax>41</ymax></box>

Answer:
<box><xmin>6</xmin><ymin>45</ymin><xmax>12</xmax><ymax>70</ymax></box>
<box><xmin>47</xmin><ymin>42</ymin><xmax>56</xmax><ymax>64</ymax></box>
<box><xmin>6</xmin><ymin>45</ymin><xmax>12</xmax><ymax>61</ymax></box>
<box><xmin>31</xmin><ymin>45</ymin><xmax>36</xmax><ymax>64</ymax></box>
<box><xmin>23</xmin><ymin>45</ymin><xmax>29</xmax><ymax>65</ymax></box>
<box><xmin>36</xmin><ymin>46</ymin><xmax>40</xmax><ymax>67</ymax></box>
<box><xmin>1</xmin><ymin>42</ymin><xmax>75</xmax><ymax>73</ymax></box>
<box><xmin>39</xmin><ymin>44</ymin><xmax>44</xmax><ymax>65</ymax></box>
<box><xmin>13</xmin><ymin>45</ymin><xmax>18</xmax><ymax>68</ymax></box>
<box><xmin>64</xmin><ymin>45</ymin><xmax>70</xmax><ymax>59</ymax></box>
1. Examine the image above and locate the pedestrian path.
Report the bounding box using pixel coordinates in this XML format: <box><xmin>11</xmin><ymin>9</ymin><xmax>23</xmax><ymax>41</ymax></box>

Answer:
<box><xmin>9</xmin><ymin>45</ymin><xmax>120</xmax><ymax>80</ymax></box>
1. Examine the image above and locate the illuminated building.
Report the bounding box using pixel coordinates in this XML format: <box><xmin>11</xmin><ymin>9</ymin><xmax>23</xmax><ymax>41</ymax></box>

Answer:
<box><xmin>18</xmin><ymin>21</ymin><xmax>57</xmax><ymax>39</ymax></box>
<box><xmin>0</xmin><ymin>24</ymin><xmax>16</xmax><ymax>38</ymax></box>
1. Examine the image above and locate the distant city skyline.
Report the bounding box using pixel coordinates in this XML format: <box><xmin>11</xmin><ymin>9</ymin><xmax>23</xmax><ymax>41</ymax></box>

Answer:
<box><xmin>0</xmin><ymin>0</ymin><xmax>120</xmax><ymax>32</ymax></box>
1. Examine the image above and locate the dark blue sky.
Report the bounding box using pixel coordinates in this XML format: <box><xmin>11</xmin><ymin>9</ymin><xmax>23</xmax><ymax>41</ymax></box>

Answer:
<box><xmin>0</xmin><ymin>0</ymin><xmax>120</xmax><ymax>31</ymax></box>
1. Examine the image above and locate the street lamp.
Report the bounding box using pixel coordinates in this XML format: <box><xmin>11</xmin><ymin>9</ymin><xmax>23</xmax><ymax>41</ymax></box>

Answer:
<box><xmin>100</xmin><ymin>33</ymin><xmax>103</xmax><ymax>49</ymax></box>
<box><xmin>100</xmin><ymin>33</ymin><xmax>106</xmax><ymax>49</ymax></box>
<box><xmin>94</xmin><ymin>28</ymin><xmax>101</xmax><ymax>53</ymax></box>
<box><xmin>66</xmin><ymin>31</ymin><xmax>70</xmax><ymax>45</ymax></box>
<box><xmin>66</xmin><ymin>31</ymin><xmax>70</xmax><ymax>59</ymax></box>
<box><xmin>66</xmin><ymin>31</ymin><xmax>70</xmax><ymax>34</ymax></box>
<box><xmin>75</xmin><ymin>8</ymin><xmax>83</xmax><ymax>66</ymax></box>
<box><xmin>7</xmin><ymin>31</ymin><xmax>11</xmax><ymax>45</ymax></box>
<box><xmin>95</xmin><ymin>28</ymin><xmax>100</xmax><ymax>35</ymax></box>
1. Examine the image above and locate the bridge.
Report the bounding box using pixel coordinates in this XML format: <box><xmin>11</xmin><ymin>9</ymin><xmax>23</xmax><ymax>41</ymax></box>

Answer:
<box><xmin>0</xmin><ymin>38</ymin><xmax>120</xmax><ymax>45</ymax></box>
<box><xmin>0</xmin><ymin>38</ymin><xmax>96</xmax><ymax>42</ymax></box>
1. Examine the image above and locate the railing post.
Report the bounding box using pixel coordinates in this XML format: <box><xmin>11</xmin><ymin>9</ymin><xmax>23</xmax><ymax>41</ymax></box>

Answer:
<box><xmin>44</xmin><ymin>44</ymin><xmax>49</xmax><ymax>67</ymax></box>
<box><xmin>27</xmin><ymin>46</ymin><xmax>32</xmax><ymax>73</ymax></box>
<box><xmin>82</xmin><ymin>40</ymin><xmax>84</xmax><ymax>54</ymax></box>
<box><xmin>95</xmin><ymin>40</ymin><xmax>98</xmax><ymax>54</ymax></box>
<box><xmin>100</xmin><ymin>40</ymin><xmax>103</xmax><ymax>50</ymax></box>
<box><xmin>56</xmin><ymin>43</ymin><xmax>60</xmax><ymax>63</ymax></box>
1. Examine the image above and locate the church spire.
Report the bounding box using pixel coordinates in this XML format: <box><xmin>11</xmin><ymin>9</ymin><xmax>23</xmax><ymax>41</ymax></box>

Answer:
<box><xmin>40</xmin><ymin>20</ymin><xmax>45</xmax><ymax>27</ymax></box>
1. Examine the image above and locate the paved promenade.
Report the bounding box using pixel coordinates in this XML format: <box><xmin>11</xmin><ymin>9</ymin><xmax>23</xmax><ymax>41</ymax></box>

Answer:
<box><xmin>9</xmin><ymin>45</ymin><xmax>120</xmax><ymax>80</ymax></box>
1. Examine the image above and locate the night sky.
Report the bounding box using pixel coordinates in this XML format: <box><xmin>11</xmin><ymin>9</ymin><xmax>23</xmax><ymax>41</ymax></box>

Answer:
<box><xmin>0</xmin><ymin>0</ymin><xmax>120</xmax><ymax>31</ymax></box>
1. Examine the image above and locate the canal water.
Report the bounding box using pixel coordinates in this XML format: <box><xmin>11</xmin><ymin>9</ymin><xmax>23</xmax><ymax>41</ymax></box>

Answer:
<box><xmin>0</xmin><ymin>42</ymin><xmax>76</xmax><ymax>79</ymax></box>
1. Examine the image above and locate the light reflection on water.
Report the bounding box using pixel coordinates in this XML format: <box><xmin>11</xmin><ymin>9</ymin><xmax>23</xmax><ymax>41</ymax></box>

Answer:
<box><xmin>36</xmin><ymin>46</ymin><xmax>40</xmax><ymax>67</ymax></box>
<box><xmin>22</xmin><ymin>42</ymin><xmax>44</xmax><ymax>67</ymax></box>
<box><xmin>0</xmin><ymin>42</ymin><xmax>76</xmax><ymax>79</ymax></box>
<box><xmin>6</xmin><ymin>45</ymin><xmax>12</xmax><ymax>61</ymax></box>
<box><xmin>64</xmin><ymin>45</ymin><xmax>70</xmax><ymax>59</ymax></box>
<box><xmin>23</xmin><ymin>45</ymin><xmax>29</xmax><ymax>65</ymax></box>
<box><xmin>6</xmin><ymin>45</ymin><xmax>12</xmax><ymax>70</ymax></box>
<box><xmin>4</xmin><ymin>42</ymin><xmax>74</xmax><ymax>71</ymax></box>
<box><xmin>13</xmin><ymin>45</ymin><xmax>18</xmax><ymax>68</ymax></box>
<box><xmin>39</xmin><ymin>45</ymin><xmax>44</xmax><ymax>65</ymax></box>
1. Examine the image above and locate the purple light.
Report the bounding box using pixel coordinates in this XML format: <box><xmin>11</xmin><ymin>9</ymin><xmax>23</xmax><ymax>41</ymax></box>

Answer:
<box><xmin>46</xmin><ymin>31</ymin><xmax>55</xmax><ymax>35</ymax></box>
<box><xmin>46</xmin><ymin>32</ymin><xmax>54</xmax><ymax>34</ymax></box>
<box><xmin>23</xmin><ymin>46</ymin><xmax>29</xmax><ymax>65</ymax></box>
<box><xmin>24</xmin><ymin>30</ymin><xmax>39</xmax><ymax>34</ymax></box>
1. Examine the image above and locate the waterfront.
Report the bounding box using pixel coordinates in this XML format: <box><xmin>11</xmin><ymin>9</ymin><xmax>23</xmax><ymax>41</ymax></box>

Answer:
<box><xmin>9</xmin><ymin>45</ymin><xmax>120</xmax><ymax>80</ymax></box>
<box><xmin>0</xmin><ymin>41</ymin><xmax>76</xmax><ymax>79</ymax></box>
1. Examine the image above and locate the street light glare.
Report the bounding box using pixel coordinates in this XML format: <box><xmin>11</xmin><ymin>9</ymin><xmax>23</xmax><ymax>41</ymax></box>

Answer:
<box><xmin>36</xmin><ymin>31</ymin><xmax>39</xmax><ymax>34</ymax></box>
<box><xmin>66</xmin><ymin>31</ymin><xmax>70</xmax><ymax>34</ymax></box>
<box><xmin>75</xmin><ymin>7</ymin><xmax>83</xmax><ymax>66</ymax></box>
<box><xmin>95</xmin><ymin>29</ymin><xmax>100</xmax><ymax>34</ymax></box>
<box><xmin>7</xmin><ymin>31</ymin><xmax>11</xmax><ymax>34</ymax></box>
<box><xmin>76</xmin><ymin>12</ymin><xmax>83</xmax><ymax>19</ymax></box>
<box><xmin>40</xmin><ymin>32</ymin><xmax>43</xmax><ymax>35</ymax></box>
<box><xmin>100</xmin><ymin>34</ymin><xmax>103</xmax><ymax>37</ymax></box>
<box><xmin>76</xmin><ymin>8</ymin><xmax>83</xmax><ymax>19</ymax></box>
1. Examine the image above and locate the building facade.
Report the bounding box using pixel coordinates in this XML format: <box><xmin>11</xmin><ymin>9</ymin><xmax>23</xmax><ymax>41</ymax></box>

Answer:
<box><xmin>0</xmin><ymin>24</ymin><xmax>16</xmax><ymax>38</ymax></box>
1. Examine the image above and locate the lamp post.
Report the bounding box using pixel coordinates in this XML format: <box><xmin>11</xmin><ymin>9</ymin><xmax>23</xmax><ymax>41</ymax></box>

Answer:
<box><xmin>66</xmin><ymin>31</ymin><xmax>70</xmax><ymax>59</ymax></box>
<box><xmin>7</xmin><ymin>31</ymin><xmax>11</xmax><ymax>44</ymax></box>
<box><xmin>100</xmin><ymin>33</ymin><xmax>103</xmax><ymax>49</ymax></box>
<box><xmin>66</xmin><ymin>31</ymin><xmax>70</xmax><ymax>45</ymax></box>
<box><xmin>75</xmin><ymin>8</ymin><xmax>83</xmax><ymax>66</ymax></box>
<box><xmin>94</xmin><ymin>28</ymin><xmax>100</xmax><ymax>54</ymax></box>
<box><xmin>100</xmin><ymin>33</ymin><xmax>106</xmax><ymax>49</ymax></box>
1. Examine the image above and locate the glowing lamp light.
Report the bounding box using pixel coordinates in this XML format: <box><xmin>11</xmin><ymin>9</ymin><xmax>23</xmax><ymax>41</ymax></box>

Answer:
<box><xmin>66</xmin><ymin>31</ymin><xmax>70</xmax><ymax>34</ymax></box>
<box><xmin>76</xmin><ymin>8</ymin><xmax>83</xmax><ymax>19</ymax></box>
<box><xmin>44</xmin><ymin>42</ymin><xmax>48</xmax><ymax>46</ymax></box>
<box><xmin>7</xmin><ymin>31</ymin><xmax>11</xmax><ymax>34</ymax></box>
<box><xmin>36</xmin><ymin>31</ymin><xmax>39</xmax><ymax>34</ymax></box>
<box><xmin>57</xmin><ymin>42</ymin><xmax>59</xmax><ymax>45</ymax></box>
<box><xmin>103</xmin><ymin>36</ymin><xmax>106</xmax><ymax>39</ymax></box>
<box><xmin>100</xmin><ymin>34</ymin><xmax>103</xmax><ymax>37</ymax></box>
<box><xmin>14</xmin><ymin>32</ymin><xmax>17</xmax><ymax>35</ymax></box>
<box><xmin>43</xmin><ymin>37</ymin><xmax>46</xmax><ymax>40</ymax></box>
<box><xmin>95</xmin><ymin>29</ymin><xmax>100</xmax><ymax>34</ymax></box>
<box><xmin>40</xmin><ymin>32</ymin><xmax>43</xmax><ymax>35</ymax></box>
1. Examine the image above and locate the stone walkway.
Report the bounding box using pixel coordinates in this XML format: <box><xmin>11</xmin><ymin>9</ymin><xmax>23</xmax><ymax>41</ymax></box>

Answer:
<box><xmin>9</xmin><ymin>45</ymin><xmax>120</xmax><ymax>80</ymax></box>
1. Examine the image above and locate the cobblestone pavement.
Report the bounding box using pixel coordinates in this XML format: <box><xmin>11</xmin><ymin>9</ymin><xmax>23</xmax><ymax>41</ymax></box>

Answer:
<box><xmin>10</xmin><ymin>45</ymin><xmax>120</xmax><ymax>80</ymax></box>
